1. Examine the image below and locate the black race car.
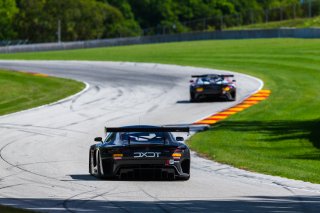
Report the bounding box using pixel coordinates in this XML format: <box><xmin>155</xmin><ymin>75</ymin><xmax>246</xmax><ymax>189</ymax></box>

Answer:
<box><xmin>189</xmin><ymin>74</ymin><xmax>236</xmax><ymax>102</ymax></box>
<box><xmin>89</xmin><ymin>126</ymin><xmax>190</xmax><ymax>180</ymax></box>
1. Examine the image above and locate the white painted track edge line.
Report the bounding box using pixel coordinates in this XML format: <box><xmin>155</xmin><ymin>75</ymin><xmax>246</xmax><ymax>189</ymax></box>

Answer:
<box><xmin>0</xmin><ymin>60</ymin><xmax>263</xmax><ymax>124</ymax></box>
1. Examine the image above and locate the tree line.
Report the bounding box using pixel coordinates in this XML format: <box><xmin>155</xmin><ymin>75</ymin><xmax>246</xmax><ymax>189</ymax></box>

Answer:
<box><xmin>0</xmin><ymin>0</ymin><xmax>311</xmax><ymax>43</ymax></box>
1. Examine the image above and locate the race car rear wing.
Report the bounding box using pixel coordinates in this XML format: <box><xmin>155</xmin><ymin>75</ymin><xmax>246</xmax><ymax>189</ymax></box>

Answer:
<box><xmin>105</xmin><ymin>127</ymin><xmax>190</xmax><ymax>133</ymax></box>
<box><xmin>191</xmin><ymin>74</ymin><xmax>234</xmax><ymax>78</ymax></box>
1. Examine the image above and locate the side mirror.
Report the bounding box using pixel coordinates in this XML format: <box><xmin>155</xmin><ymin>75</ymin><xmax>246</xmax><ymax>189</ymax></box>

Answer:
<box><xmin>94</xmin><ymin>137</ymin><xmax>103</xmax><ymax>142</ymax></box>
<box><xmin>189</xmin><ymin>80</ymin><xmax>194</xmax><ymax>83</ymax></box>
<box><xmin>176</xmin><ymin>136</ymin><xmax>184</xmax><ymax>141</ymax></box>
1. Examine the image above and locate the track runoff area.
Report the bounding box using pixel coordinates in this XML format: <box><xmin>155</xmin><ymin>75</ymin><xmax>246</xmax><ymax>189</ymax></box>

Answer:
<box><xmin>0</xmin><ymin>61</ymin><xmax>319</xmax><ymax>213</ymax></box>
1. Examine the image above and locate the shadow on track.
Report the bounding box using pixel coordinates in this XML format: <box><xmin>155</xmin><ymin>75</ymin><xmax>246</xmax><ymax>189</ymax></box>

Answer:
<box><xmin>1</xmin><ymin>195</ymin><xmax>319</xmax><ymax>212</ymax></box>
<box><xmin>69</xmin><ymin>174</ymin><xmax>97</xmax><ymax>181</ymax></box>
<box><xmin>176</xmin><ymin>97</ymin><xmax>228</xmax><ymax>104</ymax></box>
<box><xmin>69</xmin><ymin>174</ymin><xmax>187</xmax><ymax>182</ymax></box>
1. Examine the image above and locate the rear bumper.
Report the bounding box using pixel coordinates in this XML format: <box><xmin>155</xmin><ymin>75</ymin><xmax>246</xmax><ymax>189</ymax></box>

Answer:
<box><xmin>193</xmin><ymin>89</ymin><xmax>234</xmax><ymax>99</ymax></box>
<box><xmin>118</xmin><ymin>167</ymin><xmax>177</xmax><ymax>179</ymax></box>
<box><xmin>101</xmin><ymin>158</ymin><xmax>189</xmax><ymax>179</ymax></box>
<box><xmin>194</xmin><ymin>91</ymin><xmax>224</xmax><ymax>99</ymax></box>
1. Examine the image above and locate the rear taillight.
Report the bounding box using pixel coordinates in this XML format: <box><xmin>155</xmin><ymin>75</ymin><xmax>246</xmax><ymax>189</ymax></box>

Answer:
<box><xmin>113</xmin><ymin>153</ymin><xmax>123</xmax><ymax>160</ymax></box>
<box><xmin>172</xmin><ymin>148</ymin><xmax>182</xmax><ymax>159</ymax></box>
<box><xmin>172</xmin><ymin>153</ymin><xmax>182</xmax><ymax>157</ymax></box>
<box><xmin>223</xmin><ymin>86</ymin><xmax>231</xmax><ymax>92</ymax></box>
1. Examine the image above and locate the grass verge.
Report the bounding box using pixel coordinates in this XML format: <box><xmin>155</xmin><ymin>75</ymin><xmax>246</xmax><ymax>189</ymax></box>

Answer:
<box><xmin>0</xmin><ymin>38</ymin><xmax>320</xmax><ymax>183</ymax></box>
<box><xmin>0</xmin><ymin>69</ymin><xmax>84</xmax><ymax>116</ymax></box>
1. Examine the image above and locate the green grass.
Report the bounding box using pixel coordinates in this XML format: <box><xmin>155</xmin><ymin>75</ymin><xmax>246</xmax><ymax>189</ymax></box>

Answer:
<box><xmin>229</xmin><ymin>16</ymin><xmax>320</xmax><ymax>30</ymax></box>
<box><xmin>1</xmin><ymin>38</ymin><xmax>320</xmax><ymax>183</ymax></box>
<box><xmin>0</xmin><ymin>69</ymin><xmax>84</xmax><ymax>116</ymax></box>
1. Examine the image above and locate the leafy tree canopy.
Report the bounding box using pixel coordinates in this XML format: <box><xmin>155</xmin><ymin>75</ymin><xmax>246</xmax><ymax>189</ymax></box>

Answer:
<box><xmin>0</xmin><ymin>0</ymin><xmax>19</xmax><ymax>40</ymax></box>
<box><xmin>0</xmin><ymin>0</ymin><xmax>306</xmax><ymax>43</ymax></box>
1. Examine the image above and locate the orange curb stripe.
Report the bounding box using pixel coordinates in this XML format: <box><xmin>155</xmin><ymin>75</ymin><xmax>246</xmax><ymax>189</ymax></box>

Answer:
<box><xmin>203</xmin><ymin>118</ymin><xmax>223</xmax><ymax>122</ymax></box>
<box><xmin>33</xmin><ymin>73</ymin><xmax>49</xmax><ymax>77</ymax></box>
<box><xmin>227</xmin><ymin>107</ymin><xmax>245</xmax><ymax>112</ymax></box>
<box><xmin>18</xmin><ymin>71</ymin><xmax>49</xmax><ymax>77</ymax></box>
<box><xmin>222</xmin><ymin>111</ymin><xmax>238</xmax><ymax>115</ymax></box>
<box><xmin>242</xmin><ymin>100</ymin><xmax>259</xmax><ymax>104</ymax></box>
<box><xmin>246</xmin><ymin>97</ymin><xmax>267</xmax><ymax>101</ymax></box>
<box><xmin>194</xmin><ymin>120</ymin><xmax>218</xmax><ymax>125</ymax></box>
<box><xmin>192</xmin><ymin>90</ymin><xmax>271</xmax><ymax>125</ymax></box>
<box><xmin>235</xmin><ymin>104</ymin><xmax>252</xmax><ymax>108</ymax></box>
<box><xmin>252</xmin><ymin>94</ymin><xmax>270</xmax><ymax>97</ymax></box>
<box><xmin>215</xmin><ymin>112</ymin><xmax>237</xmax><ymax>116</ymax></box>
<box><xmin>241</xmin><ymin>102</ymin><xmax>256</xmax><ymax>105</ymax></box>
<box><xmin>209</xmin><ymin>115</ymin><xmax>228</xmax><ymax>119</ymax></box>
<box><xmin>203</xmin><ymin>119</ymin><xmax>223</xmax><ymax>122</ymax></box>
<box><xmin>203</xmin><ymin>118</ymin><xmax>223</xmax><ymax>121</ymax></box>
<box><xmin>259</xmin><ymin>90</ymin><xmax>271</xmax><ymax>93</ymax></box>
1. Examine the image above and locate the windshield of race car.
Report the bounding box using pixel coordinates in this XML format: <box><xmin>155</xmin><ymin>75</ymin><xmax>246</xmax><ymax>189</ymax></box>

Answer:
<box><xmin>197</xmin><ymin>76</ymin><xmax>224</xmax><ymax>84</ymax></box>
<box><xmin>120</xmin><ymin>132</ymin><xmax>173</xmax><ymax>143</ymax></box>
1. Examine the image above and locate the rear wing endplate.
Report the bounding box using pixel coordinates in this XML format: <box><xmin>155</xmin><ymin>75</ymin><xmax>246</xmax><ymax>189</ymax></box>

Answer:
<box><xmin>191</xmin><ymin>74</ymin><xmax>234</xmax><ymax>78</ymax></box>
<box><xmin>220</xmin><ymin>74</ymin><xmax>234</xmax><ymax>78</ymax></box>
<box><xmin>105</xmin><ymin>127</ymin><xmax>189</xmax><ymax>133</ymax></box>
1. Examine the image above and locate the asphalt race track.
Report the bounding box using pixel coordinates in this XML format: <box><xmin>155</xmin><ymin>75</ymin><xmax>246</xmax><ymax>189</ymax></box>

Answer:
<box><xmin>0</xmin><ymin>60</ymin><xmax>319</xmax><ymax>213</ymax></box>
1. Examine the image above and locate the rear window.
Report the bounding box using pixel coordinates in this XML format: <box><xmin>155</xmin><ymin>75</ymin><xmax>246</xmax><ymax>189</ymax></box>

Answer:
<box><xmin>198</xmin><ymin>76</ymin><xmax>223</xmax><ymax>83</ymax></box>
<box><xmin>120</xmin><ymin>132</ymin><xmax>172</xmax><ymax>143</ymax></box>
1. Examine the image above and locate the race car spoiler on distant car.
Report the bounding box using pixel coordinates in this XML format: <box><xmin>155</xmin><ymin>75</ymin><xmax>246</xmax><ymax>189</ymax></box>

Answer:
<box><xmin>105</xmin><ymin>127</ymin><xmax>190</xmax><ymax>133</ymax></box>
<box><xmin>191</xmin><ymin>74</ymin><xmax>234</xmax><ymax>78</ymax></box>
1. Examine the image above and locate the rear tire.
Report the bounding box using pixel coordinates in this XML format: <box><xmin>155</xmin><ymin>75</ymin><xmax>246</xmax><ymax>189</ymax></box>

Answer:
<box><xmin>190</xmin><ymin>92</ymin><xmax>197</xmax><ymax>102</ymax></box>
<box><xmin>180</xmin><ymin>159</ymin><xmax>190</xmax><ymax>181</ymax></box>
<box><xmin>89</xmin><ymin>150</ymin><xmax>93</xmax><ymax>175</ymax></box>
<box><xmin>183</xmin><ymin>176</ymin><xmax>190</xmax><ymax>180</ymax></box>
<box><xmin>178</xmin><ymin>175</ymin><xmax>190</xmax><ymax>181</ymax></box>
<box><xmin>96</xmin><ymin>151</ymin><xmax>103</xmax><ymax>177</ymax></box>
<box><xmin>226</xmin><ymin>92</ymin><xmax>235</xmax><ymax>101</ymax></box>
<box><xmin>232</xmin><ymin>90</ymin><xmax>236</xmax><ymax>101</ymax></box>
